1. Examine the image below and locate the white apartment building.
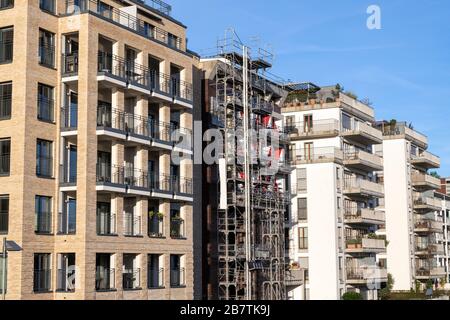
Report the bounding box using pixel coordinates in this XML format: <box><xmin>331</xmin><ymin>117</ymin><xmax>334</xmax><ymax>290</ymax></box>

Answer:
<box><xmin>376</xmin><ymin>121</ymin><xmax>446</xmax><ymax>291</ymax></box>
<box><xmin>435</xmin><ymin>192</ymin><xmax>450</xmax><ymax>284</ymax></box>
<box><xmin>283</xmin><ymin>84</ymin><xmax>387</xmax><ymax>300</ymax></box>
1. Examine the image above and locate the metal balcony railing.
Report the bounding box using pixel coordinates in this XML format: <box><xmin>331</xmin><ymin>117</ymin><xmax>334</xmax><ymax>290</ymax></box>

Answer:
<box><xmin>33</xmin><ymin>269</ymin><xmax>52</xmax><ymax>292</ymax></box>
<box><xmin>61</xmin><ymin>105</ymin><xmax>78</xmax><ymax>129</ymax></box>
<box><xmin>0</xmin><ymin>39</ymin><xmax>13</xmax><ymax>63</ymax></box>
<box><xmin>170</xmin><ymin>268</ymin><xmax>185</xmax><ymax>287</ymax></box>
<box><xmin>36</xmin><ymin>155</ymin><xmax>53</xmax><ymax>177</ymax></box>
<box><xmin>64</xmin><ymin>0</ymin><xmax>180</xmax><ymax>49</ymax></box>
<box><xmin>95</xmin><ymin>267</ymin><xmax>115</xmax><ymax>290</ymax></box>
<box><xmin>56</xmin><ymin>269</ymin><xmax>76</xmax><ymax>292</ymax></box>
<box><xmin>97</xmin><ymin>212</ymin><xmax>116</xmax><ymax>236</ymax></box>
<box><xmin>289</xmin><ymin>147</ymin><xmax>342</xmax><ymax>165</ymax></box>
<box><xmin>35</xmin><ymin>212</ymin><xmax>52</xmax><ymax>234</ymax></box>
<box><xmin>148</xmin><ymin>216</ymin><xmax>164</xmax><ymax>238</ymax></box>
<box><xmin>344</xmin><ymin>206</ymin><xmax>385</xmax><ymax>223</ymax></box>
<box><xmin>124</xmin><ymin>213</ymin><xmax>142</xmax><ymax>237</ymax></box>
<box><xmin>0</xmin><ymin>96</ymin><xmax>11</xmax><ymax>119</ymax></box>
<box><xmin>123</xmin><ymin>268</ymin><xmax>141</xmax><ymax>290</ymax></box>
<box><xmin>62</xmin><ymin>52</ymin><xmax>78</xmax><ymax>76</ymax></box>
<box><xmin>58</xmin><ymin>211</ymin><xmax>76</xmax><ymax>235</ymax></box>
<box><xmin>170</xmin><ymin>218</ymin><xmax>185</xmax><ymax>239</ymax></box>
<box><xmin>96</xmin><ymin>164</ymin><xmax>124</xmax><ymax>185</ymax></box>
<box><xmin>38</xmin><ymin>97</ymin><xmax>55</xmax><ymax>122</ymax></box>
<box><xmin>39</xmin><ymin>44</ymin><xmax>55</xmax><ymax>68</ymax></box>
<box><xmin>0</xmin><ymin>154</ymin><xmax>10</xmax><ymax>175</ymax></box>
<box><xmin>59</xmin><ymin>164</ymin><xmax>77</xmax><ymax>185</ymax></box>
<box><xmin>124</xmin><ymin>167</ymin><xmax>149</xmax><ymax>189</ymax></box>
<box><xmin>172</xmin><ymin>176</ymin><xmax>193</xmax><ymax>195</ymax></box>
<box><xmin>148</xmin><ymin>268</ymin><xmax>164</xmax><ymax>289</ymax></box>
<box><xmin>287</xmin><ymin>119</ymin><xmax>339</xmax><ymax>137</ymax></box>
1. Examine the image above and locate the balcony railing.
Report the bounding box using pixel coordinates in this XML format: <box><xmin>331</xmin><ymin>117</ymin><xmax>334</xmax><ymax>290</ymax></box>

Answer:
<box><xmin>97</xmin><ymin>212</ymin><xmax>116</xmax><ymax>236</ymax></box>
<box><xmin>124</xmin><ymin>167</ymin><xmax>149</xmax><ymax>189</ymax></box>
<box><xmin>35</xmin><ymin>212</ymin><xmax>52</xmax><ymax>234</ymax></box>
<box><xmin>148</xmin><ymin>268</ymin><xmax>164</xmax><ymax>289</ymax></box>
<box><xmin>59</xmin><ymin>164</ymin><xmax>77</xmax><ymax>185</ymax></box>
<box><xmin>36</xmin><ymin>155</ymin><xmax>53</xmax><ymax>177</ymax></box>
<box><xmin>0</xmin><ymin>40</ymin><xmax>13</xmax><ymax>63</ymax></box>
<box><xmin>346</xmin><ymin>266</ymin><xmax>387</xmax><ymax>281</ymax></box>
<box><xmin>411</xmin><ymin>150</ymin><xmax>440</xmax><ymax>169</ymax></box>
<box><xmin>148</xmin><ymin>216</ymin><xmax>164</xmax><ymax>238</ymax></box>
<box><xmin>414</xmin><ymin>219</ymin><xmax>443</xmax><ymax>233</ymax></box>
<box><xmin>95</xmin><ymin>267</ymin><xmax>115</xmax><ymax>291</ymax></box>
<box><xmin>136</xmin><ymin>0</ymin><xmax>172</xmax><ymax>16</ymax></box>
<box><xmin>58</xmin><ymin>211</ymin><xmax>76</xmax><ymax>235</ymax></box>
<box><xmin>39</xmin><ymin>44</ymin><xmax>55</xmax><ymax>68</ymax></box>
<box><xmin>170</xmin><ymin>268</ymin><xmax>185</xmax><ymax>287</ymax></box>
<box><xmin>413</xmin><ymin>196</ymin><xmax>441</xmax><ymax>210</ymax></box>
<box><xmin>38</xmin><ymin>97</ymin><xmax>55</xmax><ymax>122</ymax></box>
<box><xmin>123</xmin><ymin>268</ymin><xmax>141</xmax><ymax>290</ymax></box>
<box><xmin>287</xmin><ymin>119</ymin><xmax>339</xmax><ymax>139</ymax></box>
<box><xmin>61</xmin><ymin>105</ymin><xmax>78</xmax><ymax>129</ymax></box>
<box><xmin>0</xmin><ymin>0</ymin><xmax>14</xmax><ymax>10</ymax></box>
<box><xmin>416</xmin><ymin>267</ymin><xmax>446</xmax><ymax>277</ymax></box>
<box><xmin>124</xmin><ymin>213</ymin><xmax>142</xmax><ymax>237</ymax></box>
<box><xmin>0</xmin><ymin>154</ymin><xmax>10</xmax><ymax>175</ymax></box>
<box><xmin>62</xmin><ymin>52</ymin><xmax>78</xmax><ymax>76</ymax></box>
<box><xmin>346</xmin><ymin>237</ymin><xmax>386</xmax><ymax>251</ymax></box>
<box><xmin>64</xmin><ymin>0</ymin><xmax>181</xmax><ymax>49</ymax></box>
<box><xmin>380</xmin><ymin>122</ymin><xmax>428</xmax><ymax>147</ymax></box>
<box><xmin>173</xmin><ymin>176</ymin><xmax>193</xmax><ymax>195</ymax></box>
<box><xmin>415</xmin><ymin>243</ymin><xmax>444</xmax><ymax>255</ymax></box>
<box><xmin>0</xmin><ymin>96</ymin><xmax>11</xmax><ymax>119</ymax></box>
<box><xmin>57</xmin><ymin>269</ymin><xmax>76</xmax><ymax>292</ymax></box>
<box><xmin>285</xmin><ymin>269</ymin><xmax>304</xmax><ymax>287</ymax></box>
<box><xmin>33</xmin><ymin>269</ymin><xmax>52</xmax><ymax>292</ymax></box>
<box><xmin>289</xmin><ymin>147</ymin><xmax>343</xmax><ymax>165</ymax></box>
<box><xmin>170</xmin><ymin>218</ymin><xmax>185</xmax><ymax>239</ymax></box>
<box><xmin>96</xmin><ymin>164</ymin><xmax>124</xmax><ymax>185</ymax></box>
<box><xmin>342</xmin><ymin>121</ymin><xmax>382</xmax><ymax>144</ymax></box>
<box><xmin>344</xmin><ymin>149</ymin><xmax>383</xmax><ymax>170</ymax></box>
<box><xmin>344</xmin><ymin>178</ymin><xmax>384</xmax><ymax>197</ymax></box>
<box><xmin>344</xmin><ymin>207</ymin><xmax>385</xmax><ymax>224</ymax></box>
<box><xmin>411</xmin><ymin>172</ymin><xmax>441</xmax><ymax>190</ymax></box>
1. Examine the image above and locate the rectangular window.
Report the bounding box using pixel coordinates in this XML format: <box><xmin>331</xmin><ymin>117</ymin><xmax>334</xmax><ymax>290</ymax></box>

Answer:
<box><xmin>342</xmin><ymin>113</ymin><xmax>352</xmax><ymax>131</ymax></box>
<box><xmin>148</xmin><ymin>254</ymin><xmax>163</xmax><ymax>289</ymax></box>
<box><xmin>59</xmin><ymin>197</ymin><xmax>76</xmax><ymax>235</ymax></box>
<box><xmin>38</xmin><ymin>29</ymin><xmax>55</xmax><ymax>68</ymax></box>
<box><xmin>143</xmin><ymin>22</ymin><xmax>155</xmax><ymax>39</ymax></box>
<box><xmin>37</xmin><ymin>83</ymin><xmax>54</xmax><ymax>122</ymax></box>
<box><xmin>298</xmin><ymin>227</ymin><xmax>308</xmax><ymax>250</ymax></box>
<box><xmin>36</xmin><ymin>139</ymin><xmax>53</xmax><ymax>177</ymax></box>
<box><xmin>97</xmin><ymin>202</ymin><xmax>115</xmax><ymax>236</ymax></box>
<box><xmin>296</xmin><ymin>168</ymin><xmax>307</xmax><ymax>193</ymax></box>
<box><xmin>0</xmin><ymin>0</ymin><xmax>14</xmax><ymax>9</ymax></box>
<box><xmin>0</xmin><ymin>195</ymin><xmax>8</xmax><ymax>234</ymax></box>
<box><xmin>35</xmin><ymin>196</ymin><xmax>52</xmax><ymax>234</ymax></box>
<box><xmin>33</xmin><ymin>253</ymin><xmax>51</xmax><ymax>292</ymax></box>
<box><xmin>0</xmin><ymin>81</ymin><xmax>11</xmax><ymax>119</ymax></box>
<box><xmin>98</xmin><ymin>1</ymin><xmax>113</xmax><ymax>18</ymax></box>
<box><xmin>170</xmin><ymin>254</ymin><xmax>185</xmax><ymax>287</ymax></box>
<box><xmin>0</xmin><ymin>27</ymin><xmax>13</xmax><ymax>63</ymax></box>
<box><xmin>168</xmin><ymin>33</ymin><xmax>180</xmax><ymax>49</ymax></box>
<box><xmin>297</xmin><ymin>198</ymin><xmax>307</xmax><ymax>221</ymax></box>
<box><xmin>39</xmin><ymin>0</ymin><xmax>55</xmax><ymax>13</ymax></box>
<box><xmin>0</xmin><ymin>138</ymin><xmax>10</xmax><ymax>175</ymax></box>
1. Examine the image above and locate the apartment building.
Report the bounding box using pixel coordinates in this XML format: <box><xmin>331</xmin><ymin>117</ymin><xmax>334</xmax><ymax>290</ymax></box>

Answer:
<box><xmin>435</xmin><ymin>192</ymin><xmax>450</xmax><ymax>284</ymax></box>
<box><xmin>0</xmin><ymin>0</ymin><xmax>196</xmax><ymax>300</ymax></box>
<box><xmin>439</xmin><ymin>178</ymin><xmax>450</xmax><ymax>196</ymax></box>
<box><xmin>195</xmin><ymin>37</ymin><xmax>291</xmax><ymax>300</ymax></box>
<box><xmin>283</xmin><ymin>84</ymin><xmax>387</xmax><ymax>300</ymax></box>
<box><xmin>376</xmin><ymin>121</ymin><xmax>446</xmax><ymax>291</ymax></box>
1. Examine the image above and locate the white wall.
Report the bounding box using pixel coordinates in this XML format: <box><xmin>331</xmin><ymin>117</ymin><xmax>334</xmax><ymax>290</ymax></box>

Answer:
<box><xmin>383</xmin><ymin>139</ymin><xmax>414</xmax><ymax>290</ymax></box>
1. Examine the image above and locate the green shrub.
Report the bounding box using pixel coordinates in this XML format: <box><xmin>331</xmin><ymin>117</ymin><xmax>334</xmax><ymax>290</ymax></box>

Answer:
<box><xmin>342</xmin><ymin>292</ymin><xmax>363</xmax><ymax>300</ymax></box>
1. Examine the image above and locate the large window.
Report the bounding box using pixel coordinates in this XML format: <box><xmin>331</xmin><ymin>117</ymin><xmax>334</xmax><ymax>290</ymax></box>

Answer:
<box><xmin>148</xmin><ymin>254</ymin><xmax>163</xmax><ymax>289</ymax></box>
<box><xmin>296</xmin><ymin>168</ymin><xmax>307</xmax><ymax>193</ymax></box>
<box><xmin>33</xmin><ymin>253</ymin><xmax>51</xmax><ymax>292</ymax></box>
<box><xmin>297</xmin><ymin>198</ymin><xmax>307</xmax><ymax>221</ymax></box>
<box><xmin>35</xmin><ymin>196</ymin><xmax>52</xmax><ymax>234</ymax></box>
<box><xmin>170</xmin><ymin>255</ymin><xmax>185</xmax><ymax>287</ymax></box>
<box><xmin>38</xmin><ymin>29</ymin><xmax>55</xmax><ymax>68</ymax></box>
<box><xmin>298</xmin><ymin>227</ymin><xmax>308</xmax><ymax>250</ymax></box>
<box><xmin>0</xmin><ymin>195</ymin><xmax>8</xmax><ymax>234</ymax></box>
<box><xmin>0</xmin><ymin>0</ymin><xmax>14</xmax><ymax>10</ymax></box>
<box><xmin>168</xmin><ymin>33</ymin><xmax>180</xmax><ymax>49</ymax></box>
<box><xmin>0</xmin><ymin>138</ymin><xmax>10</xmax><ymax>175</ymax></box>
<box><xmin>39</xmin><ymin>0</ymin><xmax>55</xmax><ymax>13</ymax></box>
<box><xmin>36</xmin><ymin>139</ymin><xmax>53</xmax><ymax>177</ymax></box>
<box><xmin>37</xmin><ymin>83</ymin><xmax>54</xmax><ymax>122</ymax></box>
<box><xmin>0</xmin><ymin>81</ymin><xmax>11</xmax><ymax>119</ymax></box>
<box><xmin>0</xmin><ymin>27</ymin><xmax>13</xmax><ymax>63</ymax></box>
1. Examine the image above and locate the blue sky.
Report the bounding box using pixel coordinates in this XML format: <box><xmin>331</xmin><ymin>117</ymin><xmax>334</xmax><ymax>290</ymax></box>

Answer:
<box><xmin>169</xmin><ymin>0</ymin><xmax>450</xmax><ymax>176</ymax></box>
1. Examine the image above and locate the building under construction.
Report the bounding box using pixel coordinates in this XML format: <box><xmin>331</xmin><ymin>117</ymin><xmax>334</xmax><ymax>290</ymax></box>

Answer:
<box><xmin>195</xmin><ymin>33</ymin><xmax>292</xmax><ymax>300</ymax></box>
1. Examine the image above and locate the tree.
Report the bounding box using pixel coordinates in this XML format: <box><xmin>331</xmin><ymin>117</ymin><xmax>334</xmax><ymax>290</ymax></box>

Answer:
<box><xmin>379</xmin><ymin>273</ymin><xmax>395</xmax><ymax>300</ymax></box>
<box><xmin>430</xmin><ymin>171</ymin><xmax>441</xmax><ymax>179</ymax></box>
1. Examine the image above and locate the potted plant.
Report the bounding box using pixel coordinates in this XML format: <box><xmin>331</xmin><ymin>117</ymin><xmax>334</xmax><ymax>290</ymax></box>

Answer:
<box><xmin>149</xmin><ymin>211</ymin><xmax>164</xmax><ymax>220</ymax></box>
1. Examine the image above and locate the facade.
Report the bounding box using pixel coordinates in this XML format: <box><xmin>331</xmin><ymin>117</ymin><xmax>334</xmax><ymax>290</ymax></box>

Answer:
<box><xmin>376</xmin><ymin>121</ymin><xmax>445</xmax><ymax>291</ymax></box>
<box><xmin>435</xmin><ymin>192</ymin><xmax>450</xmax><ymax>284</ymax></box>
<box><xmin>283</xmin><ymin>84</ymin><xmax>387</xmax><ymax>300</ymax></box>
<box><xmin>0</xmin><ymin>0</ymin><xmax>196</xmax><ymax>300</ymax></box>
<box><xmin>196</xmin><ymin>38</ymin><xmax>291</xmax><ymax>300</ymax></box>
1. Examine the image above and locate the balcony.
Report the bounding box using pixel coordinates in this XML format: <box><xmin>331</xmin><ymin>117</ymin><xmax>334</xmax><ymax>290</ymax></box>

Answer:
<box><xmin>415</xmin><ymin>244</ymin><xmax>445</xmax><ymax>256</ymax></box>
<box><xmin>97</xmin><ymin>212</ymin><xmax>116</xmax><ymax>236</ymax></box>
<box><xmin>346</xmin><ymin>266</ymin><xmax>388</xmax><ymax>285</ymax></box>
<box><xmin>414</xmin><ymin>219</ymin><xmax>443</xmax><ymax>234</ymax></box>
<box><xmin>411</xmin><ymin>172</ymin><xmax>441</xmax><ymax>191</ymax></box>
<box><xmin>344</xmin><ymin>207</ymin><xmax>385</xmax><ymax>225</ymax></box>
<box><xmin>344</xmin><ymin>178</ymin><xmax>384</xmax><ymax>198</ymax></box>
<box><xmin>62</xmin><ymin>52</ymin><xmax>78</xmax><ymax>77</ymax></box>
<box><xmin>416</xmin><ymin>267</ymin><xmax>446</xmax><ymax>279</ymax></box>
<box><xmin>344</xmin><ymin>149</ymin><xmax>383</xmax><ymax>172</ymax></box>
<box><xmin>346</xmin><ymin>238</ymin><xmax>386</xmax><ymax>253</ymax></box>
<box><xmin>63</xmin><ymin>0</ymin><xmax>181</xmax><ymax>50</ymax></box>
<box><xmin>285</xmin><ymin>269</ymin><xmax>304</xmax><ymax>287</ymax></box>
<box><xmin>287</xmin><ymin>119</ymin><xmax>339</xmax><ymax>141</ymax></box>
<box><xmin>148</xmin><ymin>215</ymin><xmax>164</xmax><ymax>238</ymax></box>
<box><xmin>289</xmin><ymin>147</ymin><xmax>343</xmax><ymax>166</ymax></box>
<box><xmin>413</xmin><ymin>197</ymin><xmax>441</xmax><ymax>212</ymax></box>
<box><xmin>341</xmin><ymin>121</ymin><xmax>382</xmax><ymax>145</ymax></box>
<box><xmin>170</xmin><ymin>217</ymin><xmax>186</xmax><ymax>239</ymax></box>
<box><xmin>411</xmin><ymin>151</ymin><xmax>440</xmax><ymax>169</ymax></box>
<box><xmin>379</xmin><ymin>121</ymin><xmax>428</xmax><ymax>148</ymax></box>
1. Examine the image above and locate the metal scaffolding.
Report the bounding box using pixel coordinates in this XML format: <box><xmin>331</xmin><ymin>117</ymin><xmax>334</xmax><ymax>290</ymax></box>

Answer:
<box><xmin>212</xmin><ymin>30</ymin><xmax>290</xmax><ymax>300</ymax></box>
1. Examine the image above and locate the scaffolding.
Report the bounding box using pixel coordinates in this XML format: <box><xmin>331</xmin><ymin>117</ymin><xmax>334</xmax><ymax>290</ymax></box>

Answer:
<box><xmin>211</xmin><ymin>30</ymin><xmax>290</xmax><ymax>300</ymax></box>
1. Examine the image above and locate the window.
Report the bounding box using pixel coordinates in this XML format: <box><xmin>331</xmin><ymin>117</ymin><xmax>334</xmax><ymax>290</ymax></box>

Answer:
<box><xmin>37</xmin><ymin>83</ymin><xmax>54</xmax><ymax>122</ymax></box>
<box><xmin>38</xmin><ymin>29</ymin><xmax>55</xmax><ymax>68</ymax></box>
<box><xmin>95</xmin><ymin>253</ymin><xmax>115</xmax><ymax>291</ymax></box>
<box><xmin>337</xmin><ymin>197</ymin><xmax>341</xmax><ymax>209</ymax></box>
<box><xmin>35</xmin><ymin>196</ymin><xmax>52</xmax><ymax>234</ymax></box>
<box><xmin>0</xmin><ymin>138</ymin><xmax>10</xmax><ymax>175</ymax></box>
<box><xmin>39</xmin><ymin>0</ymin><xmax>55</xmax><ymax>13</ymax></box>
<box><xmin>168</xmin><ymin>33</ymin><xmax>180</xmax><ymax>49</ymax></box>
<box><xmin>297</xmin><ymin>198</ymin><xmax>307</xmax><ymax>221</ymax></box>
<box><xmin>0</xmin><ymin>81</ymin><xmax>11</xmax><ymax>119</ymax></box>
<box><xmin>0</xmin><ymin>27</ymin><xmax>13</xmax><ymax>63</ymax></box>
<box><xmin>170</xmin><ymin>208</ymin><xmax>184</xmax><ymax>239</ymax></box>
<box><xmin>298</xmin><ymin>227</ymin><xmax>308</xmax><ymax>250</ymax></box>
<box><xmin>296</xmin><ymin>168</ymin><xmax>307</xmax><ymax>193</ymax></box>
<box><xmin>0</xmin><ymin>195</ymin><xmax>8</xmax><ymax>234</ymax></box>
<box><xmin>57</xmin><ymin>253</ymin><xmax>75</xmax><ymax>292</ymax></box>
<box><xmin>123</xmin><ymin>254</ymin><xmax>140</xmax><ymax>290</ymax></box>
<box><xmin>170</xmin><ymin>255</ymin><xmax>185</xmax><ymax>287</ymax></box>
<box><xmin>342</xmin><ymin>113</ymin><xmax>352</xmax><ymax>131</ymax></box>
<box><xmin>148</xmin><ymin>254</ymin><xmax>163</xmax><ymax>289</ymax></box>
<box><xmin>59</xmin><ymin>197</ymin><xmax>76</xmax><ymax>235</ymax></box>
<box><xmin>98</xmin><ymin>1</ymin><xmax>113</xmax><ymax>18</ymax></box>
<box><xmin>97</xmin><ymin>202</ymin><xmax>115</xmax><ymax>236</ymax></box>
<box><xmin>0</xmin><ymin>0</ymin><xmax>14</xmax><ymax>10</ymax></box>
<box><xmin>303</xmin><ymin>114</ymin><xmax>313</xmax><ymax>133</ymax></box>
<box><xmin>148</xmin><ymin>205</ymin><xmax>164</xmax><ymax>238</ymax></box>
<box><xmin>33</xmin><ymin>253</ymin><xmax>51</xmax><ymax>292</ymax></box>
<box><xmin>36</xmin><ymin>139</ymin><xmax>53</xmax><ymax>177</ymax></box>
<box><xmin>286</xmin><ymin>116</ymin><xmax>294</xmax><ymax>132</ymax></box>
<box><xmin>143</xmin><ymin>22</ymin><xmax>155</xmax><ymax>38</ymax></box>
